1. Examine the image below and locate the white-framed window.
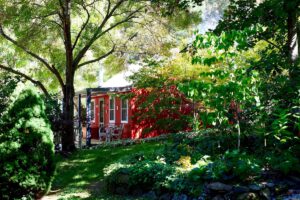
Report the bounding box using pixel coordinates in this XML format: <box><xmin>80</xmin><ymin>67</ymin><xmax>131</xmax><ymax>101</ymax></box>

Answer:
<box><xmin>109</xmin><ymin>97</ymin><xmax>115</xmax><ymax>122</ymax></box>
<box><xmin>121</xmin><ymin>99</ymin><xmax>128</xmax><ymax>123</ymax></box>
<box><xmin>90</xmin><ymin>100</ymin><xmax>95</xmax><ymax>121</ymax></box>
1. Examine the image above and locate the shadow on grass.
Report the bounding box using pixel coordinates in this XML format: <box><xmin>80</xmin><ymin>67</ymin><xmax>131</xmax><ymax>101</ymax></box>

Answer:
<box><xmin>51</xmin><ymin>141</ymin><xmax>165</xmax><ymax>199</ymax></box>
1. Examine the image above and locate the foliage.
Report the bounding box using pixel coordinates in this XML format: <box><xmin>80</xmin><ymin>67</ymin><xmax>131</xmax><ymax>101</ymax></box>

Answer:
<box><xmin>128</xmin><ymin>58</ymin><xmax>203</xmax><ymax>135</ymax></box>
<box><xmin>43</xmin><ymin>95</ymin><xmax>63</xmax><ymax>144</ymax></box>
<box><xmin>0</xmin><ymin>71</ymin><xmax>19</xmax><ymax>118</ymax></box>
<box><xmin>211</xmin><ymin>0</ymin><xmax>300</xmax><ymax>136</ymax></box>
<box><xmin>107</xmin><ymin>160</ymin><xmax>175</xmax><ymax>194</ymax></box>
<box><xmin>0</xmin><ymin>0</ymin><xmax>205</xmax><ymax>150</ymax></box>
<box><xmin>176</xmin><ymin>0</ymin><xmax>300</xmax><ymax>153</ymax></box>
<box><xmin>130</xmin><ymin>86</ymin><xmax>193</xmax><ymax>136</ymax></box>
<box><xmin>209</xmin><ymin>150</ymin><xmax>261</xmax><ymax>181</ymax></box>
<box><xmin>0</xmin><ymin>89</ymin><xmax>55</xmax><ymax>199</ymax></box>
<box><xmin>151</xmin><ymin>0</ymin><xmax>204</xmax><ymax>16</ymax></box>
<box><xmin>105</xmin><ymin>131</ymin><xmax>264</xmax><ymax>197</ymax></box>
<box><xmin>186</xmin><ymin>151</ymin><xmax>261</xmax><ymax>186</ymax></box>
<box><xmin>266</xmin><ymin>150</ymin><xmax>300</xmax><ymax>175</ymax></box>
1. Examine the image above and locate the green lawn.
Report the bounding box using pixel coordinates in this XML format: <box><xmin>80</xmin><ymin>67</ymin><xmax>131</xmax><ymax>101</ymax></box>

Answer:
<box><xmin>47</xmin><ymin>141</ymin><xmax>166</xmax><ymax>200</ymax></box>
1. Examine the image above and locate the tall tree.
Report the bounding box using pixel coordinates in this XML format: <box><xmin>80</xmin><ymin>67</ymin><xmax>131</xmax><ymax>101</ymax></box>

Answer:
<box><xmin>0</xmin><ymin>0</ymin><xmax>203</xmax><ymax>151</ymax></box>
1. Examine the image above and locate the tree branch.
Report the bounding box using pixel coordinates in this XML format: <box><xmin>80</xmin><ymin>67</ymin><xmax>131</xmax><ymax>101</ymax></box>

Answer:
<box><xmin>77</xmin><ymin>45</ymin><xmax>115</xmax><ymax>69</ymax></box>
<box><xmin>72</xmin><ymin>1</ymin><xmax>91</xmax><ymax>50</ymax></box>
<box><xmin>0</xmin><ymin>64</ymin><xmax>50</xmax><ymax>97</ymax></box>
<box><xmin>72</xmin><ymin>0</ymin><xmax>128</xmax><ymax>68</ymax></box>
<box><xmin>0</xmin><ymin>25</ymin><xmax>65</xmax><ymax>90</ymax></box>
<box><xmin>264</xmin><ymin>39</ymin><xmax>282</xmax><ymax>51</ymax></box>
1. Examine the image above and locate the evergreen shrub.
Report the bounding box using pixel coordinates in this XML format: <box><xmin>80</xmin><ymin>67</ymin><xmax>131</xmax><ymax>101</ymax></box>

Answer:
<box><xmin>0</xmin><ymin>89</ymin><xmax>55</xmax><ymax>199</ymax></box>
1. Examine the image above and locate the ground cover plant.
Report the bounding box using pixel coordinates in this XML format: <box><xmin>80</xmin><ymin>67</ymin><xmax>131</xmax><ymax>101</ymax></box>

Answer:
<box><xmin>105</xmin><ymin>131</ymin><xmax>300</xmax><ymax>199</ymax></box>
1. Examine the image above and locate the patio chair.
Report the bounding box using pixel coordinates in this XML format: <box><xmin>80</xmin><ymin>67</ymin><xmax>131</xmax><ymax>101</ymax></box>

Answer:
<box><xmin>99</xmin><ymin>126</ymin><xmax>110</xmax><ymax>142</ymax></box>
<box><xmin>111</xmin><ymin>124</ymin><xmax>123</xmax><ymax>141</ymax></box>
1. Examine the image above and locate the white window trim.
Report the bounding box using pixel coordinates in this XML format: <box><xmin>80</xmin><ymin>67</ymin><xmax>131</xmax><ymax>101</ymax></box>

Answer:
<box><xmin>121</xmin><ymin>99</ymin><xmax>128</xmax><ymax>123</ymax></box>
<box><xmin>109</xmin><ymin>97</ymin><xmax>115</xmax><ymax>123</ymax></box>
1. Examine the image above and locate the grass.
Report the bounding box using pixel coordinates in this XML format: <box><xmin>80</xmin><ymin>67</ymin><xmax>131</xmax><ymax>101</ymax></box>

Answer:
<box><xmin>47</xmin><ymin>141</ymin><xmax>166</xmax><ymax>200</ymax></box>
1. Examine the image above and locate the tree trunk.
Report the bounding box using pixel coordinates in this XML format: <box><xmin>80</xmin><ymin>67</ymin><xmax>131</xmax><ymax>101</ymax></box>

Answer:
<box><xmin>285</xmin><ymin>1</ymin><xmax>300</xmax><ymax>136</ymax></box>
<box><xmin>61</xmin><ymin>0</ymin><xmax>76</xmax><ymax>151</ymax></box>
<box><xmin>62</xmin><ymin>84</ymin><xmax>75</xmax><ymax>151</ymax></box>
<box><xmin>286</xmin><ymin>1</ymin><xmax>299</xmax><ymax>63</ymax></box>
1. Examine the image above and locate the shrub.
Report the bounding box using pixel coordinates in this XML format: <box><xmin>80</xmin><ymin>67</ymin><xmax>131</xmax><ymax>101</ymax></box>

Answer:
<box><xmin>208</xmin><ymin>150</ymin><xmax>261</xmax><ymax>181</ymax></box>
<box><xmin>0</xmin><ymin>89</ymin><xmax>55</xmax><ymax>199</ymax></box>
<box><xmin>187</xmin><ymin>151</ymin><xmax>261</xmax><ymax>183</ymax></box>
<box><xmin>106</xmin><ymin>160</ymin><xmax>175</xmax><ymax>194</ymax></box>
<box><xmin>266</xmin><ymin>150</ymin><xmax>300</xmax><ymax>175</ymax></box>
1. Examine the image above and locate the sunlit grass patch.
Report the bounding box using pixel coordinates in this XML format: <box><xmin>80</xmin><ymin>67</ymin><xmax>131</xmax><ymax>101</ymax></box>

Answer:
<box><xmin>49</xmin><ymin>141</ymin><xmax>166</xmax><ymax>199</ymax></box>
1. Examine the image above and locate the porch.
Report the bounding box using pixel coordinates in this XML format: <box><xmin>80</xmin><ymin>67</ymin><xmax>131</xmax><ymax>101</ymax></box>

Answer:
<box><xmin>74</xmin><ymin>86</ymin><xmax>132</xmax><ymax>148</ymax></box>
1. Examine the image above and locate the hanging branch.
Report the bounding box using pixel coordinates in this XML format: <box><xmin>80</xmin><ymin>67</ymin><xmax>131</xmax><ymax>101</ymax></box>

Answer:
<box><xmin>72</xmin><ymin>1</ymin><xmax>91</xmax><ymax>50</ymax></box>
<box><xmin>72</xmin><ymin>0</ymin><xmax>143</xmax><ymax>69</ymax></box>
<box><xmin>0</xmin><ymin>64</ymin><xmax>50</xmax><ymax>97</ymax></box>
<box><xmin>0</xmin><ymin>25</ymin><xmax>65</xmax><ymax>91</ymax></box>
<box><xmin>77</xmin><ymin>45</ymin><xmax>115</xmax><ymax>69</ymax></box>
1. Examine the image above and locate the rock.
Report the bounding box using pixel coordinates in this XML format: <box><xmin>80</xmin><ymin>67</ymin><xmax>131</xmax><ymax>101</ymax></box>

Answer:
<box><xmin>212</xmin><ymin>195</ymin><xmax>224</xmax><ymax>200</ymax></box>
<box><xmin>233</xmin><ymin>186</ymin><xmax>250</xmax><ymax>193</ymax></box>
<box><xmin>143</xmin><ymin>191</ymin><xmax>157</xmax><ymax>200</ymax></box>
<box><xmin>237</xmin><ymin>192</ymin><xmax>259</xmax><ymax>200</ymax></box>
<box><xmin>159</xmin><ymin>193</ymin><xmax>172</xmax><ymax>200</ymax></box>
<box><xmin>249</xmin><ymin>184</ymin><xmax>262</xmax><ymax>191</ymax></box>
<box><xmin>172</xmin><ymin>194</ymin><xmax>188</xmax><ymax>200</ymax></box>
<box><xmin>207</xmin><ymin>182</ymin><xmax>233</xmax><ymax>192</ymax></box>
<box><xmin>260</xmin><ymin>188</ymin><xmax>271</xmax><ymax>200</ymax></box>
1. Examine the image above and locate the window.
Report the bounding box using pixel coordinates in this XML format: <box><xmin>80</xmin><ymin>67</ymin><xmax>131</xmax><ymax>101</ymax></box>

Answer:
<box><xmin>90</xmin><ymin>101</ymin><xmax>95</xmax><ymax>121</ymax></box>
<box><xmin>109</xmin><ymin>97</ymin><xmax>115</xmax><ymax>122</ymax></box>
<box><xmin>121</xmin><ymin>99</ymin><xmax>128</xmax><ymax>122</ymax></box>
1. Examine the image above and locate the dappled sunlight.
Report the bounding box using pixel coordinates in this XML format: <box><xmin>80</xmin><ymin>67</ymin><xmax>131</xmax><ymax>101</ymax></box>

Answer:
<box><xmin>50</xmin><ymin>141</ymin><xmax>165</xmax><ymax>199</ymax></box>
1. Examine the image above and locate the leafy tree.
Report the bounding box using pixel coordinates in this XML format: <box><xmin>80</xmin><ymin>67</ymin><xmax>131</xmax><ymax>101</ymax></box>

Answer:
<box><xmin>214</xmin><ymin>0</ymin><xmax>300</xmax><ymax>137</ymax></box>
<box><xmin>180</xmin><ymin>27</ymin><xmax>263</xmax><ymax>149</ymax></box>
<box><xmin>0</xmin><ymin>0</ymin><xmax>202</xmax><ymax>151</ymax></box>
<box><xmin>181</xmin><ymin>0</ymin><xmax>300</xmax><ymax>149</ymax></box>
<box><xmin>0</xmin><ymin>89</ymin><xmax>55</xmax><ymax>199</ymax></box>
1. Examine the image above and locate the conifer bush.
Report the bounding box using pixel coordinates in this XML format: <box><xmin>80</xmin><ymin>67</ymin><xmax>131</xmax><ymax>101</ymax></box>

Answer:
<box><xmin>0</xmin><ymin>89</ymin><xmax>55</xmax><ymax>199</ymax></box>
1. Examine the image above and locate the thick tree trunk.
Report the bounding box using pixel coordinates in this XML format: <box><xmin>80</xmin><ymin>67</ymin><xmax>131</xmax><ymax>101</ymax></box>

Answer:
<box><xmin>286</xmin><ymin>1</ymin><xmax>299</xmax><ymax>63</ymax></box>
<box><xmin>61</xmin><ymin>0</ymin><xmax>76</xmax><ymax>151</ymax></box>
<box><xmin>62</xmin><ymin>84</ymin><xmax>75</xmax><ymax>151</ymax></box>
